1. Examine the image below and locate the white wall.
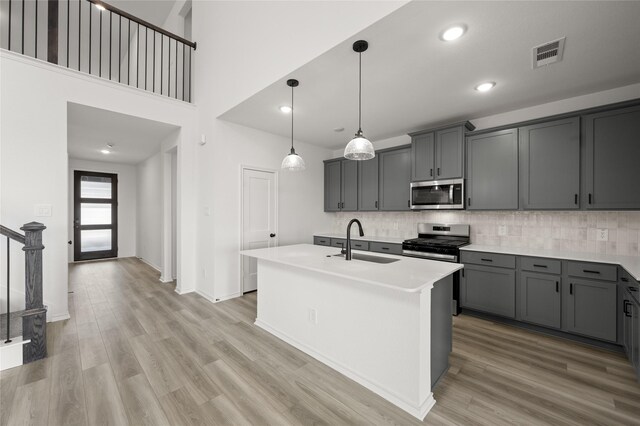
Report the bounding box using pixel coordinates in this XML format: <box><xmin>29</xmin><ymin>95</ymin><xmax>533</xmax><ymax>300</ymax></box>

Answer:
<box><xmin>0</xmin><ymin>50</ymin><xmax>197</xmax><ymax>321</ymax></box>
<box><xmin>191</xmin><ymin>1</ymin><xmax>407</xmax><ymax>302</ymax></box>
<box><xmin>67</xmin><ymin>159</ymin><xmax>137</xmax><ymax>261</ymax></box>
<box><xmin>136</xmin><ymin>151</ymin><xmax>163</xmax><ymax>270</ymax></box>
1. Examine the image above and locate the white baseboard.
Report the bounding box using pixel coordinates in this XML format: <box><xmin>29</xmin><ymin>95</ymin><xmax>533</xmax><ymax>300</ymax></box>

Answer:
<box><xmin>194</xmin><ymin>290</ymin><xmax>241</xmax><ymax>304</ymax></box>
<box><xmin>175</xmin><ymin>287</ymin><xmax>194</xmax><ymax>296</ymax></box>
<box><xmin>137</xmin><ymin>257</ymin><xmax>161</xmax><ymax>272</ymax></box>
<box><xmin>49</xmin><ymin>312</ymin><xmax>71</xmax><ymax>322</ymax></box>
<box><xmin>255</xmin><ymin>319</ymin><xmax>434</xmax><ymax>420</ymax></box>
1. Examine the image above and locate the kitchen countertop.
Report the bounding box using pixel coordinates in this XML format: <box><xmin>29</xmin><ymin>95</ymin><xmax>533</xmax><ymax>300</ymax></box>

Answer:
<box><xmin>461</xmin><ymin>244</ymin><xmax>640</xmax><ymax>281</ymax></box>
<box><xmin>241</xmin><ymin>244</ymin><xmax>462</xmax><ymax>293</ymax></box>
<box><xmin>314</xmin><ymin>233</ymin><xmax>406</xmax><ymax>244</ymax></box>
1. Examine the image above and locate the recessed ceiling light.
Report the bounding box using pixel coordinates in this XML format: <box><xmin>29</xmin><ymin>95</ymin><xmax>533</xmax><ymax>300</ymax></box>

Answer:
<box><xmin>279</xmin><ymin>105</ymin><xmax>292</xmax><ymax>113</ymax></box>
<box><xmin>100</xmin><ymin>149</ymin><xmax>110</xmax><ymax>154</ymax></box>
<box><xmin>440</xmin><ymin>25</ymin><xmax>466</xmax><ymax>41</ymax></box>
<box><xmin>95</xmin><ymin>3</ymin><xmax>106</xmax><ymax>11</ymax></box>
<box><xmin>475</xmin><ymin>82</ymin><xmax>496</xmax><ymax>92</ymax></box>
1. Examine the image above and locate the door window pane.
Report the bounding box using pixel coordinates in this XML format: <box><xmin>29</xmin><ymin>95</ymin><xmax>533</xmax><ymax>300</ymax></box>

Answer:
<box><xmin>81</xmin><ymin>203</ymin><xmax>112</xmax><ymax>225</ymax></box>
<box><xmin>81</xmin><ymin>230</ymin><xmax>112</xmax><ymax>252</ymax></box>
<box><xmin>81</xmin><ymin>176</ymin><xmax>112</xmax><ymax>199</ymax></box>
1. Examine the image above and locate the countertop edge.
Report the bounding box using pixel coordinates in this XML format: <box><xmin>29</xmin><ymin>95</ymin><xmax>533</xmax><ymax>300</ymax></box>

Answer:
<box><xmin>314</xmin><ymin>233</ymin><xmax>406</xmax><ymax>244</ymax></box>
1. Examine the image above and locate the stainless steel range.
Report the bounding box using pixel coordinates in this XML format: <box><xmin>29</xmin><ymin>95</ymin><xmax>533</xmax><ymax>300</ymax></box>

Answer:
<box><xmin>402</xmin><ymin>223</ymin><xmax>470</xmax><ymax>315</ymax></box>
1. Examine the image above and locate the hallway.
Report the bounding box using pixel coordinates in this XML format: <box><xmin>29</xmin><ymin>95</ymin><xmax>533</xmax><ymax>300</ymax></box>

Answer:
<box><xmin>1</xmin><ymin>258</ymin><xmax>639</xmax><ymax>425</ymax></box>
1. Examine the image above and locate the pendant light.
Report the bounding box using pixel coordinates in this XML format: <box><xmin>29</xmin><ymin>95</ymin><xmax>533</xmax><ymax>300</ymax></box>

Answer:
<box><xmin>281</xmin><ymin>79</ymin><xmax>306</xmax><ymax>171</ymax></box>
<box><xmin>344</xmin><ymin>40</ymin><xmax>375</xmax><ymax>161</ymax></box>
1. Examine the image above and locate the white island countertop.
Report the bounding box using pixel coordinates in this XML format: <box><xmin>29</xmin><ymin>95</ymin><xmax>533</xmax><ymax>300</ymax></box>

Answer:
<box><xmin>461</xmin><ymin>244</ymin><xmax>640</xmax><ymax>280</ymax></box>
<box><xmin>241</xmin><ymin>244</ymin><xmax>462</xmax><ymax>293</ymax></box>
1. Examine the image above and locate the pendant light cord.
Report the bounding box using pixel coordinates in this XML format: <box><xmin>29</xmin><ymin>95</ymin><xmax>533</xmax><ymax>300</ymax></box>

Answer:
<box><xmin>358</xmin><ymin>51</ymin><xmax>362</xmax><ymax>132</ymax></box>
<box><xmin>291</xmin><ymin>85</ymin><xmax>294</xmax><ymax>151</ymax></box>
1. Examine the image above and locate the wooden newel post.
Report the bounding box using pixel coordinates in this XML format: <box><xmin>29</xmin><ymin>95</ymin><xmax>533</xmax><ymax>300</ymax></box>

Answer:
<box><xmin>20</xmin><ymin>221</ymin><xmax>47</xmax><ymax>362</ymax></box>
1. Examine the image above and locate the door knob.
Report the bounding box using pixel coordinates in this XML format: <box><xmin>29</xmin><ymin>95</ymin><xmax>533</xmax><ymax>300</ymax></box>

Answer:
<box><xmin>270</xmin><ymin>233</ymin><xmax>276</xmax><ymax>238</ymax></box>
<box><xmin>68</xmin><ymin>241</ymin><xmax>72</xmax><ymax>245</ymax></box>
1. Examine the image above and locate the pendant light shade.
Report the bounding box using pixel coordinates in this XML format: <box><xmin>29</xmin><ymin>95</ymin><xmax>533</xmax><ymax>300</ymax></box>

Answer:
<box><xmin>344</xmin><ymin>40</ymin><xmax>375</xmax><ymax>161</ymax></box>
<box><xmin>281</xmin><ymin>79</ymin><xmax>305</xmax><ymax>171</ymax></box>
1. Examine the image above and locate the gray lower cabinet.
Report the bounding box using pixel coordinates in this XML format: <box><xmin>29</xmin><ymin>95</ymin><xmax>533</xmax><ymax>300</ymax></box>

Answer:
<box><xmin>460</xmin><ymin>265</ymin><xmax>516</xmax><ymax>318</ymax></box>
<box><xmin>466</xmin><ymin>129</ymin><xmax>519</xmax><ymax>210</ymax></box>
<box><xmin>313</xmin><ymin>236</ymin><xmax>331</xmax><ymax>246</ymax></box>
<box><xmin>584</xmin><ymin>104</ymin><xmax>640</xmax><ymax>209</ymax></box>
<box><xmin>411</xmin><ymin>132</ymin><xmax>435</xmax><ymax>181</ymax></box>
<box><xmin>358</xmin><ymin>156</ymin><xmax>379</xmax><ymax>211</ymax></box>
<box><xmin>622</xmin><ymin>289</ymin><xmax>638</xmax><ymax>373</ymax></box>
<box><xmin>324</xmin><ymin>159</ymin><xmax>358</xmax><ymax>212</ymax></box>
<box><xmin>519</xmin><ymin>117</ymin><xmax>580</xmax><ymax>209</ymax></box>
<box><xmin>379</xmin><ymin>147</ymin><xmax>411</xmax><ymax>211</ymax></box>
<box><xmin>564</xmin><ymin>278</ymin><xmax>617</xmax><ymax>342</ymax></box>
<box><xmin>519</xmin><ymin>271</ymin><xmax>561</xmax><ymax>329</ymax></box>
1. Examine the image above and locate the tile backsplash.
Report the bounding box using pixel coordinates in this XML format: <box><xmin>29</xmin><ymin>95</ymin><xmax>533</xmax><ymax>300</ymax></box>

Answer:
<box><xmin>330</xmin><ymin>211</ymin><xmax>640</xmax><ymax>256</ymax></box>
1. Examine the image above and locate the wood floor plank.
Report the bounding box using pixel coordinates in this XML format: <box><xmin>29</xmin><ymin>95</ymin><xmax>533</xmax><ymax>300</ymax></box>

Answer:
<box><xmin>7</xmin><ymin>378</ymin><xmax>51</xmax><ymax>426</ymax></box>
<box><xmin>129</xmin><ymin>333</ymin><xmax>183</xmax><ymax>398</ymax></box>
<box><xmin>47</xmin><ymin>349</ymin><xmax>88</xmax><ymax>426</ymax></box>
<box><xmin>101</xmin><ymin>327</ymin><xmax>143</xmax><ymax>382</ymax></box>
<box><xmin>118</xmin><ymin>374</ymin><xmax>171</xmax><ymax>426</ymax></box>
<box><xmin>82</xmin><ymin>363</ymin><xmax>128</xmax><ymax>426</ymax></box>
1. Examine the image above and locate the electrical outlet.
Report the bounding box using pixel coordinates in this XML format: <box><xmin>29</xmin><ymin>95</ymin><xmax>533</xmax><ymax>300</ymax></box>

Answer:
<box><xmin>498</xmin><ymin>225</ymin><xmax>507</xmax><ymax>236</ymax></box>
<box><xmin>308</xmin><ymin>308</ymin><xmax>318</xmax><ymax>324</ymax></box>
<box><xmin>596</xmin><ymin>229</ymin><xmax>609</xmax><ymax>242</ymax></box>
<box><xmin>34</xmin><ymin>204</ymin><xmax>52</xmax><ymax>217</ymax></box>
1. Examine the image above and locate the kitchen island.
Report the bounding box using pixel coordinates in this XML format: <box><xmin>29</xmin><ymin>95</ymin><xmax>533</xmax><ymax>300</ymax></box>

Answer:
<box><xmin>240</xmin><ymin>243</ymin><xmax>462</xmax><ymax>420</ymax></box>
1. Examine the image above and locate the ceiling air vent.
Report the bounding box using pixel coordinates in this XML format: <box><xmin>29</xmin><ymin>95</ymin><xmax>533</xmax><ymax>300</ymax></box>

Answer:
<box><xmin>532</xmin><ymin>37</ymin><xmax>566</xmax><ymax>68</ymax></box>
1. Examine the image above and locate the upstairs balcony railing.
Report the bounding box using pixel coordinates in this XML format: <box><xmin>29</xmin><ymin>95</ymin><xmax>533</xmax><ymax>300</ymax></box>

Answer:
<box><xmin>1</xmin><ymin>0</ymin><xmax>196</xmax><ymax>102</ymax></box>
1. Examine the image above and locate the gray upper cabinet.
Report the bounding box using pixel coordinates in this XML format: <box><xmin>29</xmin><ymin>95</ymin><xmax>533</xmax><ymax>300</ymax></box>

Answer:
<box><xmin>564</xmin><ymin>278</ymin><xmax>617</xmax><ymax>342</ymax></box>
<box><xmin>519</xmin><ymin>117</ymin><xmax>580</xmax><ymax>210</ymax></box>
<box><xmin>324</xmin><ymin>160</ymin><xmax>342</xmax><ymax>212</ymax></box>
<box><xmin>466</xmin><ymin>129</ymin><xmax>519</xmax><ymax>210</ymax></box>
<box><xmin>411</xmin><ymin>132</ymin><xmax>435</xmax><ymax>181</ymax></box>
<box><xmin>341</xmin><ymin>160</ymin><xmax>358</xmax><ymax>211</ymax></box>
<box><xmin>584</xmin><ymin>104</ymin><xmax>640</xmax><ymax>209</ymax></box>
<box><xmin>324</xmin><ymin>159</ymin><xmax>358</xmax><ymax>212</ymax></box>
<box><xmin>379</xmin><ymin>147</ymin><xmax>411</xmax><ymax>211</ymax></box>
<box><xmin>435</xmin><ymin>126</ymin><xmax>464</xmax><ymax>179</ymax></box>
<box><xmin>358</xmin><ymin>156</ymin><xmax>379</xmax><ymax>211</ymax></box>
<box><xmin>519</xmin><ymin>271</ymin><xmax>561</xmax><ymax>329</ymax></box>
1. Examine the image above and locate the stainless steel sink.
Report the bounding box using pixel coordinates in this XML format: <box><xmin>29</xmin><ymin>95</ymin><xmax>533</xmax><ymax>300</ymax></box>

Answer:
<box><xmin>331</xmin><ymin>253</ymin><xmax>399</xmax><ymax>264</ymax></box>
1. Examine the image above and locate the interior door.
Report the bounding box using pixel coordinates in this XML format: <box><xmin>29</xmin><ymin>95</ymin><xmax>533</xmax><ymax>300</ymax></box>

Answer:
<box><xmin>73</xmin><ymin>171</ymin><xmax>118</xmax><ymax>261</ymax></box>
<box><xmin>242</xmin><ymin>168</ymin><xmax>276</xmax><ymax>293</ymax></box>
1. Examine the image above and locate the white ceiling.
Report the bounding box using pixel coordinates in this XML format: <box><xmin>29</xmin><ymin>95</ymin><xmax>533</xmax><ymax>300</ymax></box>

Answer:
<box><xmin>219</xmin><ymin>1</ymin><xmax>640</xmax><ymax>149</ymax></box>
<box><xmin>67</xmin><ymin>103</ymin><xmax>179</xmax><ymax>164</ymax></box>
<box><xmin>107</xmin><ymin>0</ymin><xmax>177</xmax><ymax>28</ymax></box>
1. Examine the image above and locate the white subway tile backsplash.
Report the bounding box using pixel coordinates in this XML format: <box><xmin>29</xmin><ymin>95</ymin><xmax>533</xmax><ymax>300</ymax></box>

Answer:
<box><xmin>329</xmin><ymin>211</ymin><xmax>640</xmax><ymax>257</ymax></box>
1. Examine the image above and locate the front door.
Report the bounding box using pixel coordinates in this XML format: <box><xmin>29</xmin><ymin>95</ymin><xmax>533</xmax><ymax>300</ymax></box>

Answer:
<box><xmin>242</xmin><ymin>168</ymin><xmax>277</xmax><ymax>293</ymax></box>
<box><xmin>74</xmin><ymin>171</ymin><xmax>118</xmax><ymax>261</ymax></box>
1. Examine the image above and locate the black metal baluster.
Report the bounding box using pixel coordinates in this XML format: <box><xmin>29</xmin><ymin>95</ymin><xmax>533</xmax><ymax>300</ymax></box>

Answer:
<box><xmin>182</xmin><ymin>43</ymin><xmax>185</xmax><ymax>101</ymax></box>
<box><xmin>118</xmin><ymin>15</ymin><xmax>121</xmax><ymax>83</ymax></box>
<box><xmin>109</xmin><ymin>11</ymin><xmax>112</xmax><ymax>80</ymax></box>
<box><xmin>66</xmin><ymin>0</ymin><xmax>69</xmax><ymax>66</ymax></box>
<box><xmin>21</xmin><ymin>0</ymin><xmax>25</xmax><ymax>54</ymax></box>
<box><xmin>127</xmin><ymin>19</ymin><xmax>130</xmax><ymax>85</ymax></box>
<box><xmin>8</xmin><ymin>0</ymin><xmax>11</xmax><ymax>51</ymax></box>
<box><xmin>99</xmin><ymin>9</ymin><xmax>102</xmax><ymax>76</ymax></box>
<box><xmin>145</xmin><ymin>27</ymin><xmax>148</xmax><ymax>90</ymax></box>
<box><xmin>188</xmin><ymin>46</ymin><xmax>191</xmax><ymax>102</ymax></box>
<box><xmin>136</xmin><ymin>23</ymin><xmax>140</xmax><ymax>88</ymax></box>
<box><xmin>175</xmin><ymin>40</ymin><xmax>178</xmax><ymax>98</ymax></box>
<box><xmin>5</xmin><ymin>238</ymin><xmax>10</xmax><ymax>344</ymax></box>
<box><xmin>89</xmin><ymin>5</ymin><xmax>92</xmax><ymax>74</ymax></box>
<box><xmin>34</xmin><ymin>0</ymin><xmax>38</xmax><ymax>58</ymax></box>
<box><xmin>160</xmin><ymin>34</ymin><xmax>163</xmax><ymax>95</ymax></box>
<box><xmin>153</xmin><ymin>30</ymin><xmax>155</xmax><ymax>92</ymax></box>
<box><xmin>77</xmin><ymin>0</ymin><xmax>80</xmax><ymax>70</ymax></box>
<box><xmin>168</xmin><ymin>38</ymin><xmax>171</xmax><ymax>97</ymax></box>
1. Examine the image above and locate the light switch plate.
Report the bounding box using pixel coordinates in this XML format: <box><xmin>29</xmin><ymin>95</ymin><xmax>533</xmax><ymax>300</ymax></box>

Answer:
<box><xmin>34</xmin><ymin>204</ymin><xmax>52</xmax><ymax>217</ymax></box>
<box><xmin>596</xmin><ymin>229</ymin><xmax>609</xmax><ymax>242</ymax></box>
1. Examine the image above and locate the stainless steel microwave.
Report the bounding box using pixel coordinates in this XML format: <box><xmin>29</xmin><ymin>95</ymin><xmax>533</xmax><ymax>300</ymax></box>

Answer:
<box><xmin>410</xmin><ymin>178</ymin><xmax>464</xmax><ymax>210</ymax></box>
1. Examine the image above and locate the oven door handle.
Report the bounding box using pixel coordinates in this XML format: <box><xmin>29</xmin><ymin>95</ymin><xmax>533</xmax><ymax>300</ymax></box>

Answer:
<box><xmin>402</xmin><ymin>250</ymin><xmax>457</xmax><ymax>262</ymax></box>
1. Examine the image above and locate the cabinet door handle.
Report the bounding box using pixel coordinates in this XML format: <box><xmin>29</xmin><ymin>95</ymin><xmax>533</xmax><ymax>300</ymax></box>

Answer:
<box><xmin>556</xmin><ymin>281</ymin><xmax>559</xmax><ymax>293</ymax></box>
<box><xmin>381</xmin><ymin>247</ymin><xmax>389</xmax><ymax>250</ymax></box>
<box><xmin>437</xmin><ymin>167</ymin><xmax>441</xmax><ymax>176</ymax></box>
<box><xmin>621</xmin><ymin>277</ymin><xmax>629</xmax><ymax>282</ymax></box>
<box><xmin>570</xmin><ymin>283</ymin><xmax>573</xmax><ymax>295</ymax></box>
<box><xmin>588</xmin><ymin>193</ymin><xmax>592</xmax><ymax>204</ymax></box>
<box><xmin>430</xmin><ymin>168</ymin><xmax>433</xmax><ymax>177</ymax></box>
<box><xmin>583</xmin><ymin>269</ymin><xmax>600</xmax><ymax>275</ymax></box>
<box><xmin>574</xmin><ymin>194</ymin><xmax>578</xmax><ymax>205</ymax></box>
<box><xmin>533</xmin><ymin>264</ymin><xmax>548</xmax><ymax>268</ymax></box>
<box><xmin>375</xmin><ymin>200</ymin><xmax>378</xmax><ymax>208</ymax></box>
<box><xmin>468</xmin><ymin>197</ymin><xmax>471</xmax><ymax>206</ymax></box>
<box><xmin>337</xmin><ymin>202</ymin><xmax>340</xmax><ymax>209</ymax></box>
<box><xmin>623</xmin><ymin>300</ymin><xmax>631</xmax><ymax>317</ymax></box>
<box><xmin>481</xmin><ymin>258</ymin><xmax>493</xmax><ymax>262</ymax></box>
<box><xmin>407</xmin><ymin>200</ymin><xmax>410</xmax><ymax>208</ymax></box>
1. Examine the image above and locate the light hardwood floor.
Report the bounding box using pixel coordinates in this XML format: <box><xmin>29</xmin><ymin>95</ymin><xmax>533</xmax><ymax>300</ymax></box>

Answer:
<box><xmin>1</xmin><ymin>257</ymin><xmax>639</xmax><ymax>425</ymax></box>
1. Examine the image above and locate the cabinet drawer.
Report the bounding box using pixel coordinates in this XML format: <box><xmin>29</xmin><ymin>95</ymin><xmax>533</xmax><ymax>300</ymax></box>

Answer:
<box><xmin>314</xmin><ymin>236</ymin><xmax>331</xmax><ymax>246</ymax></box>
<box><xmin>461</xmin><ymin>251</ymin><xmax>516</xmax><ymax>269</ymax></box>
<box><xmin>568</xmin><ymin>261</ymin><xmax>617</xmax><ymax>282</ymax></box>
<box><xmin>331</xmin><ymin>238</ymin><xmax>347</xmax><ymax>248</ymax></box>
<box><xmin>369</xmin><ymin>242</ymin><xmax>403</xmax><ymax>255</ymax></box>
<box><xmin>350</xmin><ymin>240</ymin><xmax>370</xmax><ymax>251</ymax></box>
<box><xmin>619</xmin><ymin>267</ymin><xmax>636</xmax><ymax>285</ymax></box>
<box><xmin>521</xmin><ymin>257</ymin><xmax>561</xmax><ymax>274</ymax></box>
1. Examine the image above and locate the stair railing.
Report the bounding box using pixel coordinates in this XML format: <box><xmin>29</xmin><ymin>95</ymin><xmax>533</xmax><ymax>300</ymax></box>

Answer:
<box><xmin>0</xmin><ymin>222</ymin><xmax>47</xmax><ymax>363</ymax></box>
